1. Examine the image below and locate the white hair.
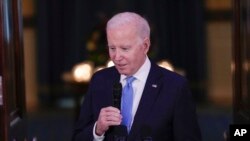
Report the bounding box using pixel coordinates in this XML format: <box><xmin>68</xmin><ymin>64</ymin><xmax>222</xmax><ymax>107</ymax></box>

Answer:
<box><xmin>106</xmin><ymin>12</ymin><xmax>150</xmax><ymax>40</ymax></box>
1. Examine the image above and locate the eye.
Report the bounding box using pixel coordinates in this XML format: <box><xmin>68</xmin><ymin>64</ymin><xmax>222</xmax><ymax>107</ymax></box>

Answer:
<box><xmin>122</xmin><ymin>48</ymin><xmax>128</xmax><ymax>51</ymax></box>
<box><xmin>121</xmin><ymin>46</ymin><xmax>130</xmax><ymax>51</ymax></box>
<box><xmin>109</xmin><ymin>46</ymin><xmax>116</xmax><ymax>51</ymax></box>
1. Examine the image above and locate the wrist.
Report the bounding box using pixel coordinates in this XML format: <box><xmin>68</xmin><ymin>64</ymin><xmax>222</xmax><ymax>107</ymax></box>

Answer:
<box><xmin>95</xmin><ymin>123</ymin><xmax>104</xmax><ymax>136</ymax></box>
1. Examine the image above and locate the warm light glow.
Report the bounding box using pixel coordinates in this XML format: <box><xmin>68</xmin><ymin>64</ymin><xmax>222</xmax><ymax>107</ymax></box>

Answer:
<box><xmin>72</xmin><ymin>62</ymin><xmax>93</xmax><ymax>82</ymax></box>
<box><xmin>231</xmin><ymin>62</ymin><xmax>235</xmax><ymax>72</ymax></box>
<box><xmin>106</xmin><ymin>60</ymin><xmax>115</xmax><ymax>67</ymax></box>
<box><xmin>94</xmin><ymin>66</ymin><xmax>105</xmax><ymax>73</ymax></box>
<box><xmin>157</xmin><ymin>60</ymin><xmax>174</xmax><ymax>71</ymax></box>
<box><xmin>243</xmin><ymin>60</ymin><xmax>249</xmax><ymax>71</ymax></box>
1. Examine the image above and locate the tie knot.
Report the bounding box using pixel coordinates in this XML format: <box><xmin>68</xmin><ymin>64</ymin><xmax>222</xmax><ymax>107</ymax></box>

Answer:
<box><xmin>126</xmin><ymin>76</ymin><xmax>136</xmax><ymax>84</ymax></box>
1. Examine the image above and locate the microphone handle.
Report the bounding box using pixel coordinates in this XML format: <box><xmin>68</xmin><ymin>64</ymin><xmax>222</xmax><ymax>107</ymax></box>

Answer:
<box><xmin>142</xmin><ymin>137</ymin><xmax>153</xmax><ymax>141</ymax></box>
<box><xmin>113</xmin><ymin>135</ymin><xmax>127</xmax><ymax>141</ymax></box>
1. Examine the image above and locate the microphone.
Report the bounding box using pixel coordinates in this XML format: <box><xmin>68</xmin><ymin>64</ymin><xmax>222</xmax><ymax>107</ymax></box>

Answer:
<box><xmin>112</xmin><ymin>83</ymin><xmax>128</xmax><ymax>141</ymax></box>
<box><xmin>113</xmin><ymin>83</ymin><xmax>122</xmax><ymax>110</ymax></box>
<box><xmin>140</xmin><ymin>125</ymin><xmax>153</xmax><ymax>141</ymax></box>
<box><xmin>113</xmin><ymin>126</ymin><xmax>128</xmax><ymax>141</ymax></box>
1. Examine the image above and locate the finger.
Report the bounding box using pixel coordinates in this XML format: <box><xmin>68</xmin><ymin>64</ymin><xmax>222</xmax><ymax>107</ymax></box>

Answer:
<box><xmin>103</xmin><ymin>106</ymin><xmax>120</xmax><ymax>113</ymax></box>
<box><xmin>104</xmin><ymin>111</ymin><xmax>122</xmax><ymax>118</ymax></box>
<box><xmin>106</xmin><ymin>120</ymin><xmax>121</xmax><ymax>126</ymax></box>
<box><xmin>96</xmin><ymin>107</ymin><xmax>122</xmax><ymax>130</ymax></box>
<box><xmin>105</xmin><ymin>114</ymin><xmax>122</xmax><ymax>122</ymax></box>
<box><xmin>99</xmin><ymin>108</ymin><xmax>121</xmax><ymax>120</ymax></box>
<box><xmin>101</xmin><ymin>112</ymin><xmax>122</xmax><ymax>125</ymax></box>
<box><xmin>99</xmin><ymin>112</ymin><xmax>121</xmax><ymax>122</ymax></box>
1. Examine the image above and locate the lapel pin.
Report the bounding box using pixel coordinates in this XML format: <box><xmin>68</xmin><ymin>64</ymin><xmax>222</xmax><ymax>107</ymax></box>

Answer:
<box><xmin>152</xmin><ymin>84</ymin><xmax>157</xmax><ymax>88</ymax></box>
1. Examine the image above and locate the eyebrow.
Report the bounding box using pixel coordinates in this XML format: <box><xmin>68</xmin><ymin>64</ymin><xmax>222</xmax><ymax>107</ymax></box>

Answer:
<box><xmin>107</xmin><ymin>45</ymin><xmax>132</xmax><ymax>48</ymax></box>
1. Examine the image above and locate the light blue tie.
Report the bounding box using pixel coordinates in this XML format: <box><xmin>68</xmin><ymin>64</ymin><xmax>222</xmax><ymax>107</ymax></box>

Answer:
<box><xmin>121</xmin><ymin>76</ymin><xmax>136</xmax><ymax>133</ymax></box>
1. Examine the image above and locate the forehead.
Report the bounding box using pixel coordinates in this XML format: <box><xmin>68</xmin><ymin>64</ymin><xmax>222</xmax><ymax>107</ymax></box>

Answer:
<box><xmin>107</xmin><ymin>27</ymin><xmax>140</xmax><ymax>42</ymax></box>
<box><xmin>108</xmin><ymin>23</ymin><xmax>137</xmax><ymax>35</ymax></box>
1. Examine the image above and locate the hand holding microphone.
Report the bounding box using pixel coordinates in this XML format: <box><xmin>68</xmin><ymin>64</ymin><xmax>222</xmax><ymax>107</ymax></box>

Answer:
<box><xmin>95</xmin><ymin>83</ymin><xmax>123</xmax><ymax>136</ymax></box>
<box><xmin>95</xmin><ymin>106</ymin><xmax>122</xmax><ymax>135</ymax></box>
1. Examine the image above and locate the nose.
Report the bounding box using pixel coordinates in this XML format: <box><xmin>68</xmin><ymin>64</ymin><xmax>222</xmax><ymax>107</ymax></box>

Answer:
<box><xmin>113</xmin><ymin>50</ymin><xmax>122</xmax><ymax>61</ymax></box>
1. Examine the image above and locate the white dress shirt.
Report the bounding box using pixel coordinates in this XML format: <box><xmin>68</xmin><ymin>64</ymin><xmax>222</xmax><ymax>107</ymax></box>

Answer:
<box><xmin>93</xmin><ymin>57</ymin><xmax>151</xmax><ymax>141</ymax></box>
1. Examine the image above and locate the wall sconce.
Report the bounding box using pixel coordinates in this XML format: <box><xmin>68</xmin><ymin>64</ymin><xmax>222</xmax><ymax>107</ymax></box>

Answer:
<box><xmin>94</xmin><ymin>66</ymin><xmax>105</xmax><ymax>73</ymax></box>
<box><xmin>64</xmin><ymin>59</ymin><xmax>184</xmax><ymax>84</ymax></box>
<box><xmin>72</xmin><ymin>61</ymin><xmax>94</xmax><ymax>82</ymax></box>
<box><xmin>157</xmin><ymin>60</ymin><xmax>174</xmax><ymax>71</ymax></box>
<box><xmin>62</xmin><ymin>60</ymin><xmax>109</xmax><ymax>84</ymax></box>
<box><xmin>157</xmin><ymin>60</ymin><xmax>186</xmax><ymax>76</ymax></box>
<box><xmin>106</xmin><ymin>60</ymin><xmax>114</xmax><ymax>67</ymax></box>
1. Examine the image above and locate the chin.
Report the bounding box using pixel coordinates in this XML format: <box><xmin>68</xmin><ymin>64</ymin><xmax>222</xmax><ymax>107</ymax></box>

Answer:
<box><xmin>118</xmin><ymin>70</ymin><xmax>129</xmax><ymax>76</ymax></box>
<box><xmin>119</xmin><ymin>71</ymin><xmax>127</xmax><ymax>75</ymax></box>
<box><xmin>116</xmin><ymin>67</ymin><xmax>132</xmax><ymax>76</ymax></box>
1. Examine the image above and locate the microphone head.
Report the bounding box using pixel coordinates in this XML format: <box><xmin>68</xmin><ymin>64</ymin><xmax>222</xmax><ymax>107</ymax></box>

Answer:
<box><xmin>113</xmin><ymin>82</ymin><xmax>122</xmax><ymax>109</ymax></box>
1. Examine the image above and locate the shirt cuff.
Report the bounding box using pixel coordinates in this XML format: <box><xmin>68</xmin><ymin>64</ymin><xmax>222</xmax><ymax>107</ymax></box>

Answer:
<box><xmin>93</xmin><ymin>122</ymin><xmax>105</xmax><ymax>141</ymax></box>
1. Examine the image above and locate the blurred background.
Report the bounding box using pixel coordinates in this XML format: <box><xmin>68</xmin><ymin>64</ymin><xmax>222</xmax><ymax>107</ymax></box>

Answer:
<box><xmin>22</xmin><ymin>0</ymin><xmax>232</xmax><ymax>140</ymax></box>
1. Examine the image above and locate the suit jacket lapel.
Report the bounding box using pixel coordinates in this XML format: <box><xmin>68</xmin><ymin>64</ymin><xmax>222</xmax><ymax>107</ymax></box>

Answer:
<box><xmin>129</xmin><ymin>63</ymin><xmax>163</xmax><ymax>139</ymax></box>
<box><xmin>108</xmin><ymin>66</ymin><xmax>120</xmax><ymax>83</ymax></box>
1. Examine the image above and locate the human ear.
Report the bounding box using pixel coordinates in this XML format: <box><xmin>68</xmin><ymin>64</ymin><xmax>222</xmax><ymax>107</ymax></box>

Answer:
<box><xmin>143</xmin><ymin>37</ymin><xmax>150</xmax><ymax>54</ymax></box>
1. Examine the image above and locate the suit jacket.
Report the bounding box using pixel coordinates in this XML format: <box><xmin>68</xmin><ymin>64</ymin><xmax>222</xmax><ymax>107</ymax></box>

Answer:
<box><xmin>72</xmin><ymin>62</ymin><xmax>202</xmax><ymax>141</ymax></box>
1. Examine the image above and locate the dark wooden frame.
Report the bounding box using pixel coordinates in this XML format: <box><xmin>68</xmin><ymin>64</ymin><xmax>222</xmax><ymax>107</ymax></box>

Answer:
<box><xmin>0</xmin><ymin>0</ymin><xmax>26</xmax><ymax>140</ymax></box>
<box><xmin>233</xmin><ymin>0</ymin><xmax>250</xmax><ymax>123</ymax></box>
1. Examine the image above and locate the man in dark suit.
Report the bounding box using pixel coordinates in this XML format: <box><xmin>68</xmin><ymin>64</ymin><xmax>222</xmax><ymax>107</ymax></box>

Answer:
<box><xmin>72</xmin><ymin>12</ymin><xmax>201</xmax><ymax>141</ymax></box>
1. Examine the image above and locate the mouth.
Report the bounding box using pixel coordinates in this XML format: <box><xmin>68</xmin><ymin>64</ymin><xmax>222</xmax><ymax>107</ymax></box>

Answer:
<box><xmin>115</xmin><ymin>63</ymin><xmax>126</xmax><ymax>69</ymax></box>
